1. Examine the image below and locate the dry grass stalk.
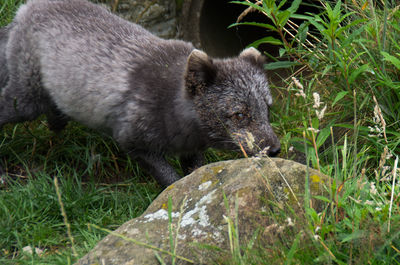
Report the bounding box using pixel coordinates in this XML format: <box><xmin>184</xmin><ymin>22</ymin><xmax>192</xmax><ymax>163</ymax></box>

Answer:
<box><xmin>388</xmin><ymin>156</ymin><xmax>398</xmax><ymax>233</ymax></box>
<box><xmin>54</xmin><ymin>177</ymin><xmax>78</xmax><ymax>257</ymax></box>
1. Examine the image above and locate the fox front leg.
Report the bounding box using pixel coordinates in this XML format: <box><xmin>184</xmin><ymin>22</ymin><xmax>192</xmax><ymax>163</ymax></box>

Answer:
<box><xmin>136</xmin><ymin>153</ymin><xmax>180</xmax><ymax>187</ymax></box>
<box><xmin>180</xmin><ymin>153</ymin><xmax>204</xmax><ymax>176</ymax></box>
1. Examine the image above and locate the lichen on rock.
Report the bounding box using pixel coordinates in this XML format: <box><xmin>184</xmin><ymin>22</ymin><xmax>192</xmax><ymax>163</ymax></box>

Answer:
<box><xmin>76</xmin><ymin>158</ymin><xmax>329</xmax><ymax>265</ymax></box>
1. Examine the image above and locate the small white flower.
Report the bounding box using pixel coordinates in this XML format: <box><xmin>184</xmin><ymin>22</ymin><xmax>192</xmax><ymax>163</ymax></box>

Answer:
<box><xmin>286</xmin><ymin>217</ymin><xmax>295</xmax><ymax>227</ymax></box>
<box><xmin>313</xmin><ymin>92</ymin><xmax>321</xmax><ymax>108</ymax></box>
<box><xmin>292</xmin><ymin>77</ymin><xmax>306</xmax><ymax>99</ymax></box>
<box><xmin>245</xmin><ymin>131</ymin><xmax>255</xmax><ymax>151</ymax></box>
<box><xmin>382</xmin><ymin>166</ymin><xmax>391</xmax><ymax>175</ymax></box>
<box><xmin>365</xmin><ymin>200</ymin><xmax>374</xmax><ymax>206</ymax></box>
<box><xmin>292</xmin><ymin>77</ymin><xmax>304</xmax><ymax>90</ymax></box>
<box><xmin>349</xmin><ymin>196</ymin><xmax>362</xmax><ymax>203</ymax></box>
<box><xmin>307</xmin><ymin>127</ymin><xmax>320</xmax><ymax>133</ymax></box>
<box><xmin>22</xmin><ymin>246</ymin><xmax>44</xmax><ymax>256</ymax></box>
<box><xmin>295</xmin><ymin>90</ymin><xmax>306</xmax><ymax>99</ymax></box>
<box><xmin>315</xmin><ymin>105</ymin><xmax>327</xmax><ymax>120</ymax></box>
<box><xmin>373</xmin><ymin>105</ymin><xmax>384</xmax><ymax>125</ymax></box>
<box><xmin>370</xmin><ymin>182</ymin><xmax>377</xmax><ymax>195</ymax></box>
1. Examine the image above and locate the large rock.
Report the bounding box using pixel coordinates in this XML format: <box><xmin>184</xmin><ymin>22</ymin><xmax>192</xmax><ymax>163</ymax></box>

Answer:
<box><xmin>96</xmin><ymin>0</ymin><xmax>177</xmax><ymax>38</ymax></box>
<box><xmin>76</xmin><ymin>158</ymin><xmax>328</xmax><ymax>265</ymax></box>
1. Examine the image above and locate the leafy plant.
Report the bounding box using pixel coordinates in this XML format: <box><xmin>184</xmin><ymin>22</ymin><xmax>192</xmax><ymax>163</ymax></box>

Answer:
<box><xmin>229</xmin><ymin>0</ymin><xmax>400</xmax><ymax>263</ymax></box>
<box><xmin>230</xmin><ymin>0</ymin><xmax>305</xmax><ymax>69</ymax></box>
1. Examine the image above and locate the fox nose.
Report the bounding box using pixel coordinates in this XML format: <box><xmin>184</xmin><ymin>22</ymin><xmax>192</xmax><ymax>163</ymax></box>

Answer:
<box><xmin>267</xmin><ymin>146</ymin><xmax>281</xmax><ymax>157</ymax></box>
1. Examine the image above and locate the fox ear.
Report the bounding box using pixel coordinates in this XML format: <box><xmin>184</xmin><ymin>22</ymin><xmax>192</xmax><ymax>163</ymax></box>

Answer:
<box><xmin>239</xmin><ymin>47</ymin><xmax>266</xmax><ymax>67</ymax></box>
<box><xmin>185</xmin><ymin>49</ymin><xmax>217</xmax><ymax>97</ymax></box>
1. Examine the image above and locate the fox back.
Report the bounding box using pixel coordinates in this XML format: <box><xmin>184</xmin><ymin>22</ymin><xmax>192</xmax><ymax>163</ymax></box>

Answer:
<box><xmin>0</xmin><ymin>0</ymin><xmax>280</xmax><ymax>186</ymax></box>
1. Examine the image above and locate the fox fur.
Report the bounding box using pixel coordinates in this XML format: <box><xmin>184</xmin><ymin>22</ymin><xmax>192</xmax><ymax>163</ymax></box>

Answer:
<box><xmin>0</xmin><ymin>0</ymin><xmax>280</xmax><ymax>186</ymax></box>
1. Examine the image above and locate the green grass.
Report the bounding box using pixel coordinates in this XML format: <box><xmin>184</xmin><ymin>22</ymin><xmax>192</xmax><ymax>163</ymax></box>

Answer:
<box><xmin>225</xmin><ymin>0</ymin><xmax>400</xmax><ymax>264</ymax></box>
<box><xmin>1</xmin><ymin>0</ymin><xmax>400</xmax><ymax>264</ymax></box>
<box><xmin>0</xmin><ymin>121</ymin><xmax>161</xmax><ymax>263</ymax></box>
<box><xmin>0</xmin><ymin>0</ymin><xmax>23</xmax><ymax>27</ymax></box>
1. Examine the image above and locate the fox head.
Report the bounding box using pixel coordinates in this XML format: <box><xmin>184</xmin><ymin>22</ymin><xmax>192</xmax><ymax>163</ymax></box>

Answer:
<box><xmin>184</xmin><ymin>47</ymin><xmax>280</xmax><ymax>157</ymax></box>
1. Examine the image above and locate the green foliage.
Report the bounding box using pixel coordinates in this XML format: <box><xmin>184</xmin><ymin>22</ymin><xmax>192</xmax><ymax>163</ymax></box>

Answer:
<box><xmin>229</xmin><ymin>0</ymin><xmax>400</xmax><ymax>264</ymax></box>
<box><xmin>0</xmin><ymin>0</ymin><xmax>23</xmax><ymax>27</ymax></box>
<box><xmin>0</xmin><ymin>121</ymin><xmax>160</xmax><ymax>262</ymax></box>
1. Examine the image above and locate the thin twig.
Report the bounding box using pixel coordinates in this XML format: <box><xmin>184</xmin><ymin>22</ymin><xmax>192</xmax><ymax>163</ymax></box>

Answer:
<box><xmin>111</xmin><ymin>0</ymin><xmax>119</xmax><ymax>12</ymax></box>
<box><xmin>265</xmin><ymin>156</ymin><xmax>302</xmax><ymax>207</ymax></box>
<box><xmin>310</xmin><ymin>128</ymin><xmax>321</xmax><ymax>172</ymax></box>
<box><xmin>284</xmin><ymin>65</ymin><xmax>308</xmax><ymax>83</ymax></box>
<box><xmin>388</xmin><ymin>156</ymin><xmax>398</xmax><ymax>233</ymax></box>
<box><xmin>285</xmin><ymin>20</ymin><xmax>317</xmax><ymax>53</ymax></box>
<box><xmin>372</xmin><ymin>95</ymin><xmax>388</xmax><ymax>144</ymax></box>
<box><xmin>88</xmin><ymin>223</ymin><xmax>195</xmax><ymax>263</ymax></box>
<box><xmin>172</xmin><ymin>196</ymin><xmax>187</xmax><ymax>265</ymax></box>
<box><xmin>352</xmin><ymin>89</ymin><xmax>358</xmax><ymax>178</ymax></box>
<box><xmin>54</xmin><ymin>177</ymin><xmax>78</xmax><ymax>257</ymax></box>
<box><xmin>135</xmin><ymin>0</ymin><xmax>157</xmax><ymax>23</ymax></box>
<box><xmin>288</xmin><ymin>19</ymin><xmax>328</xmax><ymax>49</ymax></box>
<box><xmin>237</xmin><ymin>4</ymin><xmax>258</xmax><ymax>23</ymax></box>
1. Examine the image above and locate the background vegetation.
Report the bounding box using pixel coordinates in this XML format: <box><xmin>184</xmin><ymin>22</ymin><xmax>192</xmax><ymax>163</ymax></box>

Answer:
<box><xmin>0</xmin><ymin>0</ymin><xmax>399</xmax><ymax>264</ymax></box>
<box><xmin>226</xmin><ymin>0</ymin><xmax>400</xmax><ymax>264</ymax></box>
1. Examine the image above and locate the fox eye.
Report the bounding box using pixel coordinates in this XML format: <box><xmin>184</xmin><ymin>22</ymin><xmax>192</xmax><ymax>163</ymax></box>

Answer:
<box><xmin>231</xmin><ymin>112</ymin><xmax>249</xmax><ymax>124</ymax></box>
<box><xmin>235</xmin><ymin>113</ymin><xmax>244</xmax><ymax>119</ymax></box>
